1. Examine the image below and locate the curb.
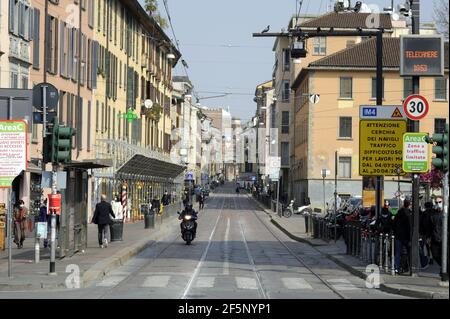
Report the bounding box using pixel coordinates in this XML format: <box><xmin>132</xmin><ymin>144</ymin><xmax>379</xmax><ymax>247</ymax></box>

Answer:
<box><xmin>249</xmin><ymin>194</ymin><xmax>449</xmax><ymax>300</ymax></box>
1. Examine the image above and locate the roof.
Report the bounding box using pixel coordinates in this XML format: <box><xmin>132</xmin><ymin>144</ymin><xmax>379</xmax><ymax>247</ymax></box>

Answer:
<box><xmin>292</xmin><ymin>38</ymin><xmax>449</xmax><ymax>89</ymax></box>
<box><xmin>308</xmin><ymin>37</ymin><xmax>449</xmax><ymax>69</ymax></box>
<box><xmin>298</xmin><ymin>12</ymin><xmax>392</xmax><ymax>30</ymax></box>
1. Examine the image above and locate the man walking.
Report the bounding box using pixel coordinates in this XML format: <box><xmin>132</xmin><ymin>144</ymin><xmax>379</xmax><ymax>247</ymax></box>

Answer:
<box><xmin>92</xmin><ymin>194</ymin><xmax>115</xmax><ymax>248</ymax></box>
<box><xmin>393</xmin><ymin>199</ymin><xmax>412</xmax><ymax>274</ymax></box>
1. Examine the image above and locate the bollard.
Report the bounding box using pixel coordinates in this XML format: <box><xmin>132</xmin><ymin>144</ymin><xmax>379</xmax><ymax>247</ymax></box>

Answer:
<box><xmin>357</xmin><ymin>227</ymin><xmax>361</xmax><ymax>257</ymax></box>
<box><xmin>391</xmin><ymin>235</ymin><xmax>396</xmax><ymax>276</ymax></box>
<box><xmin>361</xmin><ymin>231</ymin><xmax>366</xmax><ymax>261</ymax></box>
<box><xmin>368</xmin><ymin>232</ymin><xmax>373</xmax><ymax>264</ymax></box>
<box><xmin>384</xmin><ymin>234</ymin><xmax>389</xmax><ymax>273</ymax></box>
<box><xmin>345</xmin><ymin>225</ymin><xmax>349</xmax><ymax>254</ymax></box>
<box><xmin>379</xmin><ymin>233</ymin><xmax>384</xmax><ymax>267</ymax></box>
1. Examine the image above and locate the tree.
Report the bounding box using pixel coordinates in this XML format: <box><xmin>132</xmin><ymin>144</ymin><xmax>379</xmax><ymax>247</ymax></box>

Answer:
<box><xmin>144</xmin><ymin>0</ymin><xmax>168</xmax><ymax>29</ymax></box>
<box><xmin>420</xmin><ymin>165</ymin><xmax>445</xmax><ymax>190</ymax></box>
<box><xmin>433</xmin><ymin>0</ymin><xmax>449</xmax><ymax>39</ymax></box>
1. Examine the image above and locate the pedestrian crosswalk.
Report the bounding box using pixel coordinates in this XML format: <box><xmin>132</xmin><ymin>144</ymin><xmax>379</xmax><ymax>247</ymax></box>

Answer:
<box><xmin>96</xmin><ymin>274</ymin><xmax>361</xmax><ymax>291</ymax></box>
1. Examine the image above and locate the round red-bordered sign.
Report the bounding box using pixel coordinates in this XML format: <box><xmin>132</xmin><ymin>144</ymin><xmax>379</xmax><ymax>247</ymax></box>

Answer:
<box><xmin>403</xmin><ymin>94</ymin><xmax>429</xmax><ymax>120</ymax></box>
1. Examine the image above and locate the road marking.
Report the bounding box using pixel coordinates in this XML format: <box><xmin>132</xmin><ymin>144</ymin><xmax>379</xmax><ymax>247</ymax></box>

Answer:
<box><xmin>181</xmin><ymin>198</ymin><xmax>224</xmax><ymax>299</ymax></box>
<box><xmin>327</xmin><ymin>279</ymin><xmax>359</xmax><ymax>291</ymax></box>
<box><xmin>238</xmin><ymin>218</ymin><xmax>268</xmax><ymax>299</ymax></box>
<box><xmin>223</xmin><ymin>218</ymin><xmax>230</xmax><ymax>275</ymax></box>
<box><xmin>195</xmin><ymin>276</ymin><xmax>215</xmax><ymax>288</ymax></box>
<box><xmin>281</xmin><ymin>277</ymin><xmax>313</xmax><ymax>290</ymax></box>
<box><xmin>141</xmin><ymin>275</ymin><xmax>171</xmax><ymax>288</ymax></box>
<box><xmin>96</xmin><ymin>276</ymin><xmax>127</xmax><ymax>287</ymax></box>
<box><xmin>235</xmin><ymin>277</ymin><xmax>258</xmax><ymax>289</ymax></box>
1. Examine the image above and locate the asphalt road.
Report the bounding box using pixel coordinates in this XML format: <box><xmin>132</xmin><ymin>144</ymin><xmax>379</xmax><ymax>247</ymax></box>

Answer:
<box><xmin>0</xmin><ymin>184</ymin><xmax>409</xmax><ymax>299</ymax></box>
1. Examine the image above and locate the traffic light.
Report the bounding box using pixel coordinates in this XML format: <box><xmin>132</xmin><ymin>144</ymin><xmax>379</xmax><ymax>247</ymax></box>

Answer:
<box><xmin>43</xmin><ymin>118</ymin><xmax>76</xmax><ymax>164</ymax></box>
<box><xmin>431</xmin><ymin>123</ymin><xmax>449</xmax><ymax>173</ymax></box>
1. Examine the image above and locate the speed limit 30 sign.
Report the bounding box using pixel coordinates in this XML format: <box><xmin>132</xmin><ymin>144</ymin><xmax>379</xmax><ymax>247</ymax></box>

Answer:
<box><xmin>403</xmin><ymin>95</ymin><xmax>429</xmax><ymax>120</ymax></box>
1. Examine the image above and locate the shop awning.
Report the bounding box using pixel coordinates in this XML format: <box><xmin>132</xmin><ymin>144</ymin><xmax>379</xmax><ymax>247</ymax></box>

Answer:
<box><xmin>63</xmin><ymin>159</ymin><xmax>113</xmax><ymax>170</ymax></box>
<box><xmin>116</xmin><ymin>154</ymin><xmax>185</xmax><ymax>180</ymax></box>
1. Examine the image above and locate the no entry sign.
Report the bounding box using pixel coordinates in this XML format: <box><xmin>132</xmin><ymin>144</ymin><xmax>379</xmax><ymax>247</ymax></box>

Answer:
<box><xmin>403</xmin><ymin>95</ymin><xmax>429</xmax><ymax>121</ymax></box>
<box><xmin>0</xmin><ymin>120</ymin><xmax>27</xmax><ymax>187</ymax></box>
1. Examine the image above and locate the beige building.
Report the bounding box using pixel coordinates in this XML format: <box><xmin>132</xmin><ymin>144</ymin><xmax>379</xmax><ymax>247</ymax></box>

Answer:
<box><xmin>271</xmin><ymin>12</ymin><xmax>394</xmax><ymax>202</ymax></box>
<box><xmin>292</xmin><ymin>37</ymin><xmax>449</xmax><ymax>208</ymax></box>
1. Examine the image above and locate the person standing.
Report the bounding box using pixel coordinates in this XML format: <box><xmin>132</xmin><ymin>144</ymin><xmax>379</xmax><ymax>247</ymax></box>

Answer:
<box><xmin>420</xmin><ymin>202</ymin><xmax>434</xmax><ymax>266</ymax></box>
<box><xmin>13</xmin><ymin>200</ymin><xmax>28</xmax><ymax>249</ymax></box>
<box><xmin>38</xmin><ymin>199</ymin><xmax>50</xmax><ymax>248</ymax></box>
<box><xmin>92</xmin><ymin>194</ymin><xmax>115</xmax><ymax>248</ymax></box>
<box><xmin>111</xmin><ymin>196</ymin><xmax>123</xmax><ymax>221</ymax></box>
<box><xmin>393</xmin><ymin>199</ymin><xmax>412</xmax><ymax>274</ymax></box>
<box><xmin>430</xmin><ymin>198</ymin><xmax>443</xmax><ymax>267</ymax></box>
<box><xmin>151</xmin><ymin>196</ymin><xmax>161</xmax><ymax>215</ymax></box>
<box><xmin>161</xmin><ymin>191</ymin><xmax>170</xmax><ymax>206</ymax></box>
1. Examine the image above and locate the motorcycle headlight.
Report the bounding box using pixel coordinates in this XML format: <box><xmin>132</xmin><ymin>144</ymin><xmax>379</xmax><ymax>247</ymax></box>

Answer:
<box><xmin>185</xmin><ymin>215</ymin><xmax>192</xmax><ymax>220</ymax></box>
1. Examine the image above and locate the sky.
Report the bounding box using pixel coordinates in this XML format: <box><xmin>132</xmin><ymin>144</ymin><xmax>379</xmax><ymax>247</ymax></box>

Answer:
<box><xmin>139</xmin><ymin>0</ymin><xmax>437</xmax><ymax>122</ymax></box>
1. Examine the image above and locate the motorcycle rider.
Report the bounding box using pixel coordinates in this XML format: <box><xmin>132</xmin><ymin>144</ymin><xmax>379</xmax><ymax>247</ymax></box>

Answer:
<box><xmin>179</xmin><ymin>204</ymin><xmax>198</xmax><ymax>237</ymax></box>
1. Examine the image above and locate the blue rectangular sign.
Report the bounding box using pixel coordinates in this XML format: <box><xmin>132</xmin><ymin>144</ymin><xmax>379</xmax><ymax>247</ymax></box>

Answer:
<box><xmin>363</xmin><ymin>108</ymin><xmax>377</xmax><ymax>117</ymax></box>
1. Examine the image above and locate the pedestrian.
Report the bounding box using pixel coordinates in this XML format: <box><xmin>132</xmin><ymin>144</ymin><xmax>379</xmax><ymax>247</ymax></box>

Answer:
<box><xmin>111</xmin><ymin>195</ymin><xmax>123</xmax><ymax>221</ymax></box>
<box><xmin>429</xmin><ymin>198</ymin><xmax>443</xmax><ymax>267</ymax></box>
<box><xmin>376</xmin><ymin>201</ymin><xmax>393</xmax><ymax>235</ymax></box>
<box><xmin>161</xmin><ymin>190</ymin><xmax>170</xmax><ymax>206</ymax></box>
<box><xmin>91</xmin><ymin>194</ymin><xmax>115</xmax><ymax>248</ymax></box>
<box><xmin>152</xmin><ymin>196</ymin><xmax>161</xmax><ymax>215</ymax></box>
<box><xmin>38</xmin><ymin>199</ymin><xmax>50</xmax><ymax>248</ymax></box>
<box><xmin>13</xmin><ymin>200</ymin><xmax>28</xmax><ymax>249</ymax></box>
<box><xmin>199</xmin><ymin>192</ymin><xmax>205</xmax><ymax>210</ymax></box>
<box><xmin>392</xmin><ymin>199</ymin><xmax>412</xmax><ymax>274</ymax></box>
<box><xmin>420</xmin><ymin>201</ymin><xmax>434</xmax><ymax>266</ymax></box>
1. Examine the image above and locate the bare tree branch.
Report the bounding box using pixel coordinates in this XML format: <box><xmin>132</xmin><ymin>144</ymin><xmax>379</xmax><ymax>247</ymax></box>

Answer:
<box><xmin>434</xmin><ymin>0</ymin><xmax>449</xmax><ymax>39</ymax></box>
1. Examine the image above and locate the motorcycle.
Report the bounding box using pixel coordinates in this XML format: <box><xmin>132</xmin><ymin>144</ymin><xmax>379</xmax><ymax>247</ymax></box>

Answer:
<box><xmin>282</xmin><ymin>200</ymin><xmax>295</xmax><ymax>218</ymax></box>
<box><xmin>178</xmin><ymin>211</ymin><xmax>197</xmax><ymax>245</ymax></box>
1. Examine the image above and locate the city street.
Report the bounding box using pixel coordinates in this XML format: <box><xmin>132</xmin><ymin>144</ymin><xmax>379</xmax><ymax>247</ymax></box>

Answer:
<box><xmin>0</xmin><ymin>185</ymin><xmax>408</xmax><ymax>299</ymax></box>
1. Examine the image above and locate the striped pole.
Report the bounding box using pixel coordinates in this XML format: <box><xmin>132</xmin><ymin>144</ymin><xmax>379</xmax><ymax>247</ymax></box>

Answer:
<box><xmin>122</xmin><ymin>184</ymin><xmax>127</xmax><ymax>222</ymax></box>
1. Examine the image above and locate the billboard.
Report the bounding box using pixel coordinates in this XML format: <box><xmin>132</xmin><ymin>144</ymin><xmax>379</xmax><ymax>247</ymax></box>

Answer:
<box><xmin>400</xmin><ymin>35</ymin><xmax>445</xmax><ymax>77</ymax></box>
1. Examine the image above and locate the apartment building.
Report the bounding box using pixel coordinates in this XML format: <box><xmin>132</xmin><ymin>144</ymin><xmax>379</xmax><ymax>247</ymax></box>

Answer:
<box><xmin>291</xmin><ymin>37</ymin><xmax>449</xmax><ymax>208</ymax></box>
<box><xmin>91</xmin><ymin>0</ymin><xmax>182</xmax><ymax>223</ymax></box>
<box><xmin>271</xmin><ymin>12</ymin><xmax>394</xmax><ymax>202</ymax></box>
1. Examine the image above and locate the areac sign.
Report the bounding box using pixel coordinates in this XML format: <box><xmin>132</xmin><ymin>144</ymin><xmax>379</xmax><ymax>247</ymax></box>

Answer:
<box><xmin>400</xmin><ymin>35</ymin><xmax>445</xmax><ymax>77</ymax></box>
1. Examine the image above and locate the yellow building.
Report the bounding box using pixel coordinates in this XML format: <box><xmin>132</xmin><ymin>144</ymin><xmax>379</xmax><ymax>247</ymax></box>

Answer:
<box><xmin>92</xmin><ymin>0</ymin><xmax>182</xmax><ymax>222</ymax></box>
<box><xmin>292</xmin><ymin>37</ymin><xmax>449</xmax><ymax>208</ymax></box>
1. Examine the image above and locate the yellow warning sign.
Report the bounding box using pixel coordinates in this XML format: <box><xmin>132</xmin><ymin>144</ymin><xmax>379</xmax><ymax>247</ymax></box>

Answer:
<box><xmin>391</xmin><ymin>108</ymin><xmax>403</xmax><ymax>118</ymax></box>
<box><xmin>359</xmin><ymin>120</ymin><xmax>407</xmax><ymax>176</ymax></box>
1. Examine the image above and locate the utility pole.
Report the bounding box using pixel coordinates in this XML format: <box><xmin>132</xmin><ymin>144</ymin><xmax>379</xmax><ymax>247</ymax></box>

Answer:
<box><xmin>410</xmin><ymin>0</ymin><xmax>421</xmax><ymax>277</ymax></box>
<box><xmin>334</xmin><ymin>151</ymin><xmax>338</xmax><ymax>243</ymax></box>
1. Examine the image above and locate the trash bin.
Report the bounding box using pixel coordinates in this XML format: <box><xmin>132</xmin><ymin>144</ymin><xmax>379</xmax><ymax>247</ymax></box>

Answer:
<box><xmin>110</xmin><ymin>220</ymin><xmax>123</xmax><ymax>241</ymax></box>
<box><xmin>144</xmin><ymin>211</ymin><xmax>155</xmax><ymax>229</ymax></box>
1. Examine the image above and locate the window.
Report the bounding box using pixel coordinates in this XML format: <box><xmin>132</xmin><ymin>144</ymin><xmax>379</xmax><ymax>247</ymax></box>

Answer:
<box><xmin>435</xmin><ymin>78</ymin><xmax>447</xmax><ymax>100</ymax></box>
<box><xmin>313</xmin><ymin>37</ymin><xmax>326</xmax><ymax>55</ymax></box>
<box><xmin>435</xmin><ymin>118</ymin><xmax>446</xmax><ymax>133</ymax></box>
<box><xmin>282</xmin><ymin>81</ymin><xmax>290</xmax><ymax>102</ymax></box>
<box><xmin>281</xmin><ymin>111</ymin><xmax>289</xmax><ymax>134</ymax></box>
<box><xmin>10</xmin><ymin>63</ymin><xmax>18</xmax><ymax>88</ymax></box>
<box><xmin>281</xmin><ymin>142</ymin><xmax>289</xmax><ymax>166</ymax></box>
<box><xmin>338</xmin><ymin>157</ymin><xmax>352</xmax><ymax>178</ymax></box>
<box><xmin>88</xmin><ymin>0</ymin><xmax>94</xmax><ymax>28</ymax></box>
<box><xmin>339</xmin><ymin>117</ymin><xmax>352</xmax><ymax>138</ymax></box>
<box><xmin>340</xmin><ymin>77</ymin><xmax>352</xmax><ymax>99</ymax></box>
<box><xmin>371</xmin><ymin>77</ymin><xmax>384</xmax><ymax>99</ymax></box>
<box><xmin>282</xmin><ymin>49</ymin><xmax>290</xmax><ymax>71</ymax></box>
<box><xmin>407</xmin><ymin>119</ymin><xmax>419</xmax><ymax>132</ymax></box>
<box><xmin>403</xmin><ymin>78</ymin><xmax>413</xmax><ymax>99</ymax></box>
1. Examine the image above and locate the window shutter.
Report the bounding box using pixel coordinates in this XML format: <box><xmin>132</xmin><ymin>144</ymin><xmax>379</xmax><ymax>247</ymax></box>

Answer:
<box><xmin>33</xmin><ymin>8</ymin><xmax>40</xmax><ymax>69</ymax></box>
<box><xmin>87</xmin><ymin>102</ymin><xmax>91</xmax><ymax>151</ymax></box>
<box><xmin>54</xmin><ymin>18</ymin><xmax>58</xmax><ymax>74</ymax></box>
<box><xmin>77</xmin><ymin>97</ymin><xmax>83</xmax><ymax>150</ymax></box>
<box><xmin>45</xmin><ymin>15</ymin><xmax>52</xmax><ymax>72</ymax></box>
<box><xmin>92</xmin><ymin>41</ymin><xmax>98</xmax><ymax>89</ymax></box>
<box><xmin>9</xmin><ymin>0</ymin><xmax>15</xmax><ymax>33</ymax></box>
<box><xmin>60</xmin><ymin>21</ymin><xmax>65</xmax><ymax>76</ymax></box>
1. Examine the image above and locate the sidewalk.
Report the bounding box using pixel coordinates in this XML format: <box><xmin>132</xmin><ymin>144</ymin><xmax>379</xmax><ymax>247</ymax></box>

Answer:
<box><xmin>0</xmin><ymin>204</ymin><xmax>182</xmax><ymax>291</ymax></box>
<box><xmin>250</xmin><ymin>194</ymin><xmax>449</xmax><ymax>299</ymax></box>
